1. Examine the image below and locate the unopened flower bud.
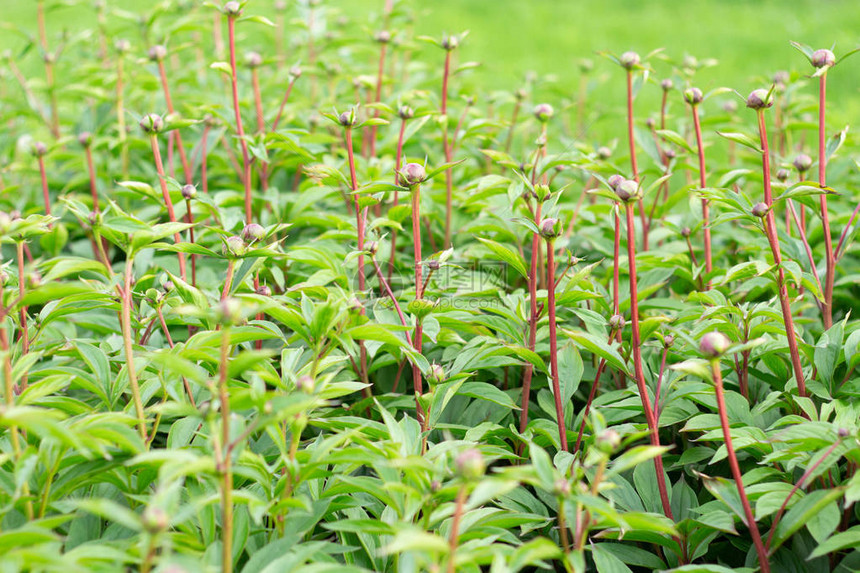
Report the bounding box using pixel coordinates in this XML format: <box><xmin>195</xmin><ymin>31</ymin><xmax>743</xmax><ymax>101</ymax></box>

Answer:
<box><xmin>554</xmin><ymin>478</ymin><xmax>571</xmax><ymax>496</ymax></box>
<box><xmin>428</xmin><ymin>362</ymin><xmax>445</xmax><ymax>384</ymax></box>
<box><xmin>533</xmin><ymin>103</ymin><xmax>554</xmax><ymax>122</ymax></box>
<box><xmin>256</xmin><ymin>285</ymin><xmax>271</xmax><ymax>296</ymax></box>
<box><xmin>181</xmin><ymin>184</ymin><xmax>197</xmax><ymax>200</ymax></box>
<box><xmin>751</xmin><ymin>202</ymin><xmax>768</xmax><ymax>218</ymax></box>
<box><xmin>538</xmin><ymin>217</ymin><xmax>561</xmax><ymax>240</ymax></box>
<box><xmin>338</xmin><ymin>110</ymin><xmax>356</xmax><ymax>127</ymax></box>
<box><xmin>455</xmin><ymin>448</ymin><xmax>485</xmax><ymax>480</ymax></box>
<box><xmin>597</xmin><ymin>146</ymin><xmax>611</xmax><ymax>160</ymax></box>
<box><xmin>148</xmin><ymin>45</ymin><xmax>167</xmax><ymax>62</ymax></box>
<box><xmin>664</xmin><ymin>334</ymin><xmax>675</xmax><ymax>347</ymax></box>
<box><xmin>773</xmin><ymin>70</ymin><xmax>790</xmax><ymax>85</ymax></box>
<box><xmin>375</xmin><ymin>30</ymin><xmax>391</xmax><ymax>44</ymax></box>
<box><xmin>646</xmin><ymin>117</ymin><xmax>656</xmax><ymax>129</ymax></box>
<box><xmin>441</xmin><ymin>35</ymin><xmax>459</xmax><ymax>51</ymax></box>
<box><xmin>515</xmin><ymin>88</ymin><xmax>527</xmax><ymax>101</ymax></box>
<box><xmin>223</xmin><ymin>1</ymin><xmax>242</xmax><ymax>16</ymax></box>
<box><xmin>722</xmin><ymin>100</ymin><xmax>738</xmax><ymax>113</ymax></box>
<box><xmin>607</xmin><ymin>174</ymin><xmax>625</xmax><ymax>190</ymax></box>
<box><xmin>288</xmin><ymin>65</ymin><xmax>302</xmax><ymax>80</ymax></box>
<box><xmin>223</xmin><ymin>235</ymin><xmax>246</xmax><ymax>257</ymax></box>
<box><xmin>28</xmin><ymin>271</ymin><xmax>42</xmax><ymax>288</ymax></box>
<box><xmin>700</xmin><ymin>331</ymin><xmax>731</xmax><ymax>357</ymax></box>
<box><xmin>660</xmin><ymin>78</ymin><xmax>674</xmax><ymax>91</ymax></box>
<box><xmin>401</xmin><ymin>162</ymin><xmax>426</xmax><ymax>186</ymax></box>
<box><xmin>78</xmin><ymin>132</ymin><xmax>93</xmax><ymax>147</ymax></box>
<box><xmin>242</xmin><ymin>223</ymin><xmax>266</xmax><ymax>243</ymax></box>
<box><xmin>245</xmin><ymin>51</ymin><xmax>263</xmax><ymax>68</ymax></box>
<box><xmin>427</xmin><ymin>259</ymin><xmax>441</xmax><ymax>271</ymax></box>
<box><xmin>684</xmin><ymin>87</ymin><xmax>704</xmax><ymax>105</ymax></box>
<box><xmin>296</xmin><ymin>375</ymin><xmax>315</xmax><ymax>394</ymax></box>
<box><xmin>681</xmin><ymin>227</ymin><xmax>691</xmax><ymax>238</ymax></box>
<box><xmin>218</xmin><ymin>297</ymin><xmax>242</xmax><ymax>325</ymax></box>
<box><xmin>776</xmin><ymin>168</ymin><xmax>789</xmax><ymax>182</ymax></box>
<box><xmin>746</xmin><ymin>89</ymin><xmax>773</xmax><ymax>110</ymax></box>
<box><xmin>398</xmin><ymin>105</ymin><xmax>414</xmax><ymax>120</ymax></box>
<box><xmin>793</xmin><ymin>154</ymin><xmax>812</xmax><ymax>173</ymax></box>
<box><xmin>348</xmin><ymin>296</ymin><xmax>363</xmax><ymax>314</ymax></box>
<box><xmin>32</xmin><ymin>142</ymin><xmax>48</xmax><ymax>157</ymax></box>
<box><xmin>838</xmin><ymin>428</ymin><xmax>850</xmax><ymax>438</ymax></box>
<box><xmin>614</xmin><ymin>179</ymin><xmax>641</xmax><ymax>202</ymax></box>
<box><xmin>579</xmin><ymin>59</ymin><xmax>593</xmax><ymax>74</ymax></box>
<box><xmin>595</xmin><ymin>428</ymin><xmax>622</xmax><ymax>453</ymax></box>
<box><xmin>115</xmin><ymin>39</ymin><xmax>131</xmax><ymax>53</ymax></box>
<box><xmin>812</xmin><ymin>49</ymin><xmax>836</xmax><ymax>69</ymax></box>
<box><xmin>609</xmin><ymin>314</ymin><xmax>625</xmax><ymax>331</ymax></box>
<box><xmin>142</xmin><ymin>507</ymin><xmax>169</xmax><ymax>534</ymax></box>
<box><xmin>366</xmin><ymin>241</ymin><xmax>379</xmax><ymax>256</ymax></box>
<box><xmin>139</xmin><ymin>113</ymin><xmax>164</xmax><ymax>134</ymax></box>
<box><xmin>619</xmin><ymin>51</ymin><xmax>640</xmax><ymax>70</ymax></box>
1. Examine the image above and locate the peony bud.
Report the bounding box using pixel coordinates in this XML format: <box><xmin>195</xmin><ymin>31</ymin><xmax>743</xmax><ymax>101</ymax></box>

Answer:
<box><xmin>619</xmin><ymin>51</ymin><xmax>640</xmax><ymax>70</ymax></box>
<box><xmin>115</xmin><ymin>39</ymin><xmax>131</xmax><ymax>53</ymax></box>
<box><xmin>793</xmin><ymin>153</ymin><xmax>812</xmax><ymax>173</ymax></box>
<box><xmin>428</xmin><ymin>362</ymin><xmax>445</xmax><ymax>384</ymax></box>
<box><xmin>538</xmin><ymin>217</ymin><xmax>562</xmax><ymax>240</ymax></box>
<box><xmin>607</xmin><ymin>174</ymin><xmax>625</xmax><ymax>190</ymax></box>
<box><xmin>375</xmin><ymin>30</ymin><xmax>391</xmax><ymax>44</ymax></box>
<box><xmin>700</xmin><ymin>331</ymin><xmax>731</xmax><ymax>358</ymax></box>
<box><xmin>401</xmin><ymin>162</ymin><xmax>426</xmax><ymax>186</ymax></box>
<box><xmin>533</xmin><ymin>103</ymin><xmax>554</xmax><ymax>122</ymax></box>
<box><xmin>751</xmin><ymin>202</ymin><xmax>768</xmax><ymax>218</ymax></box>
<box><xmin>746</xmin><ymin>89</ymin><xmax>773</xmax><ymax>110</ymax></box>
<box><xmin>288</xmin><ymin>65</ymin><xmax>302</xmax><ymax>80</ymax></box>
<box><xmin>398</xmin><ymin>105</ymin><xmax>414</xmax><ymax>120</ymax></box>
<box><xmin>609</xmin><ymin>314</ymin><xmax>625</xmax><ymax>331</ymax></box>
<box><xmin>366</xmin><ymin>241</ymin><xmax>379</xmax><ymax>256</ymax></box>
<box><xmin>181</xmin><ymin>184</ymin><xmax>197</xmax><ymax>200</ymax></box>
<box><xmin>148</xmin><ymin>45</ymin><xmax>167</xmax><ymax>62</ymax></box>
<box><xmin>32</xmin><ymin>142</ymin><xmax>48</xmax><ymax>157</ymax></box>
<box><xmin>811</xmin><ymin>49</ymin><xmax>836</xmax><ymax>69</ymax></box>
<box><xmin>776</xmin><ymin>168</ymin><xmax>789</xmax><ymax>182</ymax></box>
<box><xmin>554</xmin><ymin>478</ymin><xmax>571</xmax><ymax>496</ymax></box>
<box><xmin>684</xmin><ymin>87</ymin><xmax>704</xmax><ymax>105</ymax></box>
<box><xmin>78</xmin><ymin>132</ymin><xmax>93</xmax><ymax>147</ymax></box>
<box><xmin>242</xmin><ymin>223</ymin><xmax>266</xmax><ymax>243</ymax></box>
<box><xmin>722</xmin><ymin>100</ymin><xmax>738</xmax><ymax>113</ymax></box>
<box><xmin>595</xmin><ymin>428</ymin><xmax>622</xmax><ymax>453</ymax></box>
<box><xmin>596</xmin><ymin>146</ymin><xmax>612</xmax><ymax>160</ymax></box>
<box><xmin>296</xmin><ymin>375</ymin><xmax>315</xmax><ymax>394</ymax></box>
<box><xmin>660</xmin><ymin>78</ymin><xmax>674</xmax><ymax>91</ymax></box>
<box><xmin>139</xmin><ymin>113</ymin><xmax>164</xmax><ymax>134</ymax></box>
<box><xmin>245</xmin><ymin>51</ymin><xmax>263</xmax><ymax>68</ymax></box>
<box><xmin>223</xmin><ymin>235</ymin><xmax>246</xmax><ymax>257</ymax></box>
<box><xmin>614</xmin><ymin>179</ymin><xmax>641</xmax><ymax>202</ymax></box>
<box><xmin>256</xmin><ymin>284</ymin><xmax>271</xmax><ymax>297</ymax></box>
<box><xmin>441</xmin><ymin>35</ymin><xmax>459</xmax><ymax>51</ymax></box>
<box><xmin>455</xmin><ymin>448</ymin><xmax>485</xmax><ymax>480</ymax></box>
<box><xmin>142</xmin><ymin>507</ymin><xmax>169</xmax><ymax>534</ymax></box>
<box><xmin>223</xmin><ymin>1</ymin><xmax>242</xmax><ymax>16</ymax></box>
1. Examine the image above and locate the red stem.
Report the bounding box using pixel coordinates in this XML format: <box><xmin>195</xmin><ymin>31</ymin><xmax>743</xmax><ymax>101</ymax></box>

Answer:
<box><xmin>271</xmin><ymin>79</ymin><xmax>296</xmax><ymax>133</ymax></box>
<box><xmin>38</xmin><ymin>156</ymin><xmax>51</xmax><ymax>218</ymax></box>
<box><xmin>157</xmin><ymin>60</ymin><xmax>192</xmax><ymax>184</ymax></box>
<box><xmin>757</xmin><ymin>111</ymin><xmax>807</xmax><ymax>398</ymax></box>
<box><xmin>546</xmin><ymin>239</ymin><xmax>567</xmax><ymax>451</ymax></box>
<box><xmin>519</xmin><ymin>201</ymin><xmax>542</xmax><ymax>439</ymax></box>
<box><xmin>766</xmin><ymin>440</ymin><xmax>841</xmax><ymax>552</ymax></box>
<box><xmin>389</xmin><ymin>117</ymin><xmax>408</xmax><ymax>282</ymax></box>
<box><xmin>692</xmin><ymin>105</ymin><xmax>712</xmax><ymax>277</ymax></box>
<box><xmin>625</xmin><ymin>202</ymin><xmax>673</xmax><ymax>521</ymax></box>
<box><xmin>150</xmin><ymin>135</ymin><xmax>187</xmax><ymax>282</ymax></box>
<box><xmin>626</xmin><ymin>70</ymin><xmax>648</xmax><ymax>251</ymax></box>
<box><xmin>442</xmin><ymin>50</ymin><xmax>454</xmax><ymax>248</ymax></box>
<box><xmin>227</xmin><ymin>16</ymin><xmax>253</xmax><ymax>224</ymax></box>
<box><xmin>711</xmin><ymin>361</ymin><xmax>770</xmax><ymax>570</ymax></box>
<box><xmin>818</xmin><ymin>74</ymin><xmax>834</xmax><ymax>329</ymax></box>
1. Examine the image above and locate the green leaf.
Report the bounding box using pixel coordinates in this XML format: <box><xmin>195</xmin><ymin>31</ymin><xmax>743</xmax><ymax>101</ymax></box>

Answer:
<box><xmin>476</xmin><ymin>237</ymin><xmax>529</xmax><ymax>279</ymax></box>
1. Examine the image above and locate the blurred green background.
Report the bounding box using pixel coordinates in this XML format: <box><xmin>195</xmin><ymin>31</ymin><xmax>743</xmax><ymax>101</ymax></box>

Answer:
<box><xmin>2</xmin><ymin>0</ymin><xmax>859</xmax><ymax>128</ymax></box>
